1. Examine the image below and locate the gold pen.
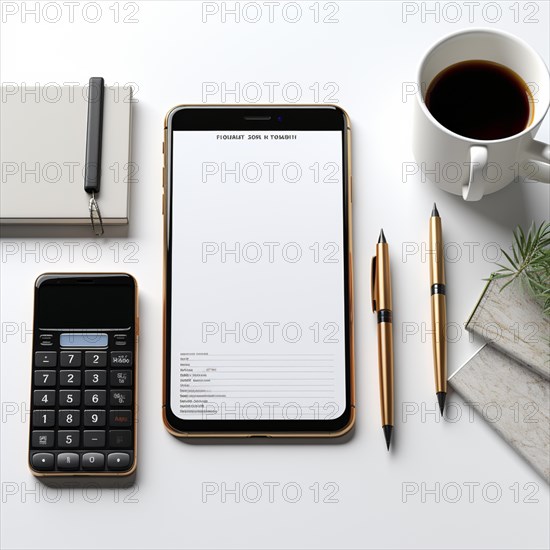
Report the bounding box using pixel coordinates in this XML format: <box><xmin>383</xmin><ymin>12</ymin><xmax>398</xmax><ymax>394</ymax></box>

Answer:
<box><xmin>371</xmin><ymin>229</ymin><xmax>394</xmax><ymax>450</ymax></box>
<box><xmin>429</xmin><ymin>204</ymin><xmax>447</xmax><ymax>415</ymax></box>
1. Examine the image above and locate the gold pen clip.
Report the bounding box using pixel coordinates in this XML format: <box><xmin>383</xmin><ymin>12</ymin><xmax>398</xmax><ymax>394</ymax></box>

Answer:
<box><xmin>371</xmin><ymin>255</ymin><xmax>378</xmax><ymax>312</ymax></box>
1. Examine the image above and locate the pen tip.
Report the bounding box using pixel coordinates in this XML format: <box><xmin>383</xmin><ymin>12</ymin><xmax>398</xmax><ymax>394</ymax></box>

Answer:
<box><xmin>432</xmin><ymin>203</ymin><xmax>440</xmax><ymax>217</ymax></box>
<box><xmin>383</xmin><ymin>425</ymin><xmax>393</xmax><ymax>451</ymax></box>
<box><xmin>437</xmin><ymin>392</ymin><xmax>446</xmax><ymax>415</ymax></box>
<box><xmin>378</xmin><ymin>228</ymin><xmax>387</xmax><ymax>244</ymax></box>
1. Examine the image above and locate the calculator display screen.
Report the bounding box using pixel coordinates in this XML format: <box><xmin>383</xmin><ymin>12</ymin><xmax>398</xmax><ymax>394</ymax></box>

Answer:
<box><xmin>35</xmin><ymin>275</ymin><xmax>134</xmax><ymax>329</ymax></box>
<box><xmin>59</xmin><ymin>333</ymin><xmax>109</xmax><ymax>348</ymax></box>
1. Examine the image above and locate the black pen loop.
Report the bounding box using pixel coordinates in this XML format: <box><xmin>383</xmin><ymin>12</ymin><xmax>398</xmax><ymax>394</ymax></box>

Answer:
<box><xmin>89</xmin><ymin>192</ymin><xmax>104</xmax><ymax>236</ymax></box>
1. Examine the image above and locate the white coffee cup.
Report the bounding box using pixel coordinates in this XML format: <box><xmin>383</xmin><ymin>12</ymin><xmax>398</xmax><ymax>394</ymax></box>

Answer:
<box><xmin>413</xmin><ymin>29</ymin><xmax>549</xmax><ymax>201</ymax></box>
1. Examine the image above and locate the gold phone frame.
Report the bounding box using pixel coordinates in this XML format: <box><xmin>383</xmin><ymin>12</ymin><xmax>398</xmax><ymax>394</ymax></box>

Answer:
<box><xmin>162</xmin><ymin>105</ymin><xmax>355</xmax><ymax>438</ymax></box>
<box><xmin>28</xmin><ymin>272</ymin><xmax>139</xmax><ymax>477</ymax></box>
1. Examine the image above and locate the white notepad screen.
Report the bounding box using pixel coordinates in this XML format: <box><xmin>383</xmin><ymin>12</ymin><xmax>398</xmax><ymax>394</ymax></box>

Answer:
<box><xmin>171</xmin><ymin>130</ymin><xmax>346</xmax><ymax>421</ymax></box>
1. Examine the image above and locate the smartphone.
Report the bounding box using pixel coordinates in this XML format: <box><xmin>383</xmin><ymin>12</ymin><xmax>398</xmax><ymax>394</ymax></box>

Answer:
<box><xmin>29</xmin><ymin>273</ymin><xmax>138</xmax><ymax>476</ymax></box>
<box><xmin>163</xmin><ymin>106</ymin><xmax>354</xmax><ymax>437</ymax></box>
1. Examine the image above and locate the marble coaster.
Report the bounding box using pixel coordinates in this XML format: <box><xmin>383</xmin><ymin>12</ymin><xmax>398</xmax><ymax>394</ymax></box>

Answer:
<box><xmin>450</xmin><ymin>344</ymin><xmax>550</xmax><ymax>483</ymax></box>
<box><xmin>466</xmin><ymin>277</ymin><xmax>550</xmax><ymax>380</ymax></box>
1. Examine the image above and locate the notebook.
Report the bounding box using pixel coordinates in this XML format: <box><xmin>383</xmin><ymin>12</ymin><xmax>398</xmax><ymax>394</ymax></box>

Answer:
<box><xmin>0</xmin><ymin>83</ymin><xmax>132</xmax><ymax>225</ymax></box>
<box><xmin>466</xmin><ymin>276</ymin><xmax>550</xmax><ymax>380</ymax></box>
<box><xmin>449</xmin><ymin>344</ymin><xmax>549</xmax><ymax>483</ymax></box>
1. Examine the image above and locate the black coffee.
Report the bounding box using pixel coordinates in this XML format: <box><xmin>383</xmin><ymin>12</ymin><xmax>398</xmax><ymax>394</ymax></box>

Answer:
<box><xmin>425</xmin><ymin>60</ymin><xmax>532</xmax><ymax>140</ymax></box>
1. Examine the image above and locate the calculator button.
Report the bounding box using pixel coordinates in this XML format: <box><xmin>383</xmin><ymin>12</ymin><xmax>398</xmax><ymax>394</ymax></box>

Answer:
<box><xmin>33</xmin><ymin>410</ymin><xmax>55</xmax><ymax>427</ymax></box>
<box><xmin>109</xmin><ymin>410</ymin><xmax>132</xmax><ymax>427</ymax></box>
<box><xmin>107</xmin><ymin>452</ymin><xmax>131</xmax><ymax>470</ymax></box>
<box><xmin>111</xmin><ymin>351</ymin><xmax>132</xmax><ymax>367</ymax></box>
<box><xmin>82</xmin><ymin>452</ymin><xmax>105</xmax><ymax>470</ymax></box>
<box><xmin>31</xmin><ymin>322</ymin><xmax>135</xmax><ymax>475</ymax></box>
<box><xmin>59</xmin><ymin>390</ymin><xmax>81</xmax><ymax>407</ymax></box>
<box><xmin>110</xmin><ymin>390</ymin><xmax>132</xmax><ymax>407</ymax></box>
<box><xmin>34</xmin><ymin>370</ymin><xmax>56</xmax><ymax>387</ymax></box>
<box><xmin>84</xmin><ymin>410</ymin><xmax>106</xmax><ymax>427</ymax></box>
<box><xmin>109</xmin><ymin>430</ymin><xmax>132</xmax><ymax>448</ymax></box>
<box><xmin>58</xmin><ymin>430</ymin><xmax>80</xmax><ymax>448</ymax></box>
<box><xmin>57</xmin><ymin>452</ymin><xmax>79</xmax><ymax>470</ymax></box>
<box><xmin>35</xmin><ymin>351</ymin><xmax>57</xmax><ymax>367</ymax></box>
<box><xmin>60</xmin><ymin>351</ymin><xmax>82</xmax><ymax>367</ymax></box>
<box><xmin>33</xmin><ymin>390</ymin><xmax>55</xmax><ymax>407</ymax></box>
<box><xmin>60</xmin><ymin>370</ymin><xmax>81</xmax><ymax>386</ymax></box>
<box><xmin>31</xmin><ymin>430</ymin><xmax>55</xmax><ymax>448</ymax></box>
<box><xmin>85</xmin><ymin>351</ymin><xmax>107</xmax><ymax>367</ymax></box>
<box><xmin>110</xmin><ymin>370</ymin><xmax>132</xmax><ymax>386</ymax></box>
<box><xmin>31</xmin><ymin>452</ymin><xmax>54</xmax><ymax>470</ymax></box>
<box><xmin>39</xmin><ymin>334</ymin><xmax>54</xmax><ymax>346</ymax></box>
<box><xmin>83</xmin><ymin>430</ymin><xmax>106</xmax><ymax>448</ymax></box>
<box><xmin>85</xmin><ymin>390</ymin><xmax>106</xmax><ymax>406</ymax></box>
<box><xmin>113</xmin><ymin>334</ymin><xmax>127</xmax><ymax>346</ymax></box>
<box><xmin>85</xmin><ymin>370</ymin><xmax>107</xmax><ymax>387</ymax></box>
<box><xmin>58</xmin><ymin>410</ymin><xmax>80</xmax><ymax>427</ymax></box>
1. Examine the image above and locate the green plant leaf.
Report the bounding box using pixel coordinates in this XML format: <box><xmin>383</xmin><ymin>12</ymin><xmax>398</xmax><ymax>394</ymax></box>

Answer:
<box><xmin>495</xmin><ymin>221</ymin><xmax>550</xmax><ymax>318</ymax></box>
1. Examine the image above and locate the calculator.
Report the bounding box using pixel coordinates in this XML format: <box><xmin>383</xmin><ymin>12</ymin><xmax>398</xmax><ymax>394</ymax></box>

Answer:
<box><xmin>29</xmin><ymin>273</ymin><xmax>138</xmax><ymax>476</ymax></box>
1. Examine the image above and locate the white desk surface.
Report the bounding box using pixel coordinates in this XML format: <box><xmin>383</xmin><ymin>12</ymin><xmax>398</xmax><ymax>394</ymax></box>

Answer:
<box><xmin>1</xmin><ymin>2</ymin><xmax>549</xmax><ymax>549</ymax></box>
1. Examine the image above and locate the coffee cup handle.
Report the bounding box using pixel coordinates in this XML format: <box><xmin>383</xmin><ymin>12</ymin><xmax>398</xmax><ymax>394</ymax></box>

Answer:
<box><xmin>463</xmin><ymin>146</ymin><xmax>487</xmax><ymax>201</ymax></box>
<box><xmin>523</xmin><ymin>139</ymin><xmax>550</xmax><ymax>184</ymax></box>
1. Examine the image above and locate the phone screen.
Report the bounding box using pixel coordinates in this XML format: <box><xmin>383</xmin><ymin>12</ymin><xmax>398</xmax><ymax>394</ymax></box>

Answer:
<box><xmin>169</xmin><ymin>121</ymin><xmax>349</xmax><ymax>425</ymax></box>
